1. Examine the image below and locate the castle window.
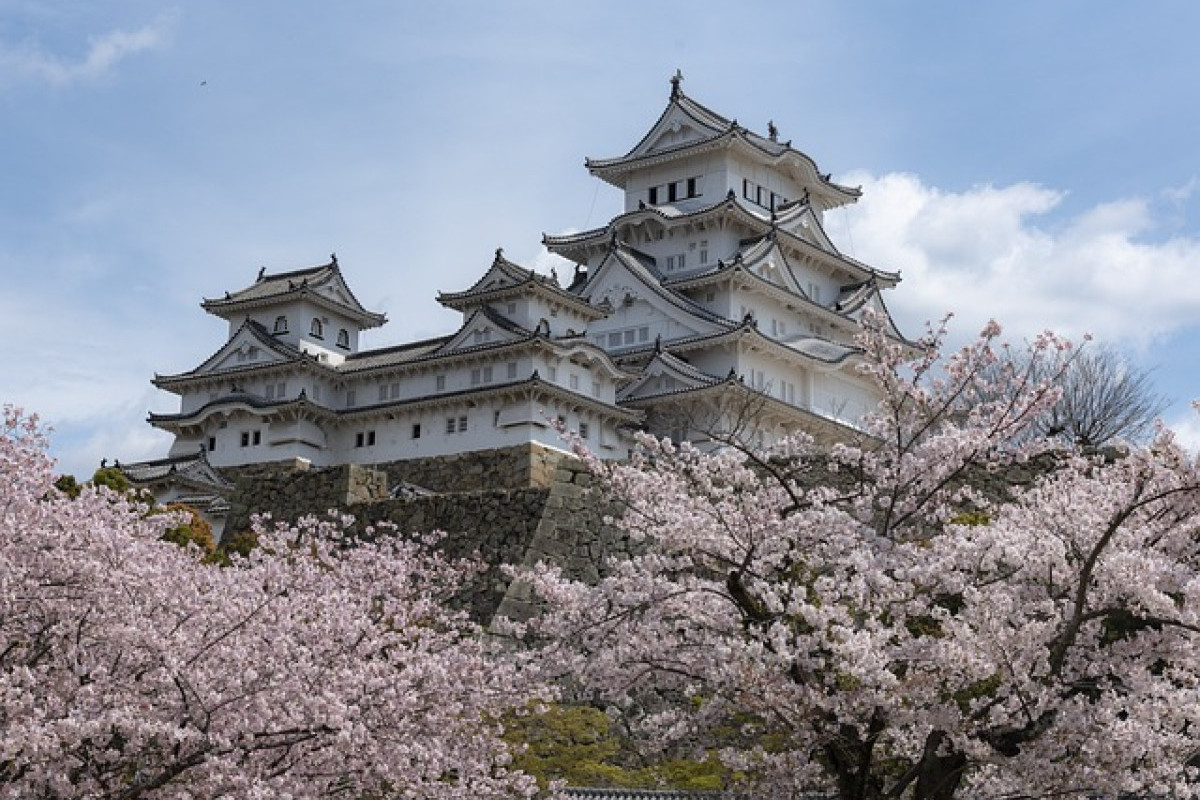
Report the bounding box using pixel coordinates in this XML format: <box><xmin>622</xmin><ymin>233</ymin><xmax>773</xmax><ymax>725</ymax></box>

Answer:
<box><xmin>493</xmin><ymin>410</ymin><xmax>501</xmax><ymax>426</ymax></box>
<box><xmin>355</xmin><ymin>432</ymin><xmax>364</xmax><ymax>448</ymax></box>
<box><xmin>638</xmin><ymin>326</ymin><xmax>649</xmax><ymax>342</ymax></box>
<box><xmin>668</xmin><ymin>182</ymin><xmax>678</xmax><ymax>202</ymax></box>
<box><xmin>607</xmin><ymin>332</ymin><xmax>621</xmax><ymax>347</ymax></box>
<box><xmin>346</xmin><ymin>389</ymin><xmax>357</xmax><ymax>407</ymax></box>
<box><xmin>623</xmin><ymin>330</ymin><xmax>635</xmax><ymax>345</ymax></box>
<box><xmin>273</xmin><ymin>315</ymin><xmax>288</xmax><ymax>334</ymax></box>
<box><xmin>252</xmin><ymin>430</ymin><xmax>261</xmax><ymax>446</ymax></box>
<box><xmin>592</xmin><ymin>381</ymin><xmax>601</xmax><ymax>397</ymax></box>
<box><xmin>547</xmin><ymin>366</ymin><xmax>557</xmax><ymax>381</ymax></box>
<box><xmin>310</xmin><ymin>318</ymin><xmax>324</xmax><ymax>339</ymax></box>
<box><xmin>700</xmin><ymin>240</ymin><xmax>709</xmax><ymax>264</ymax></box>
<box><xmin>412</xmin><ymin>423</ymin><xmax>421</xmax><ymax>439</ymax></box>
<box><xmin>445</xmin><ymin>417</ymin><xmax>456</xmax><ymax>434</ymax></box>
<box><xmin>579</xmin><ymin>422</ymin><xmax>590</xmax><ymax>439</ymax></box>
<box><xmin>435</xmin><ymin>375</ymin><xmax>446</xmax><ymax>391</ymax></box>
<box><xmin>569</xmin><ymin>374</ymin><xmax>579</xmax><ymax>390</ymax></box>
<box><xmin>458</xmin><ymin>415</ymin><xmax>468</xmax><ymax>432</ymax></box>
<box><xmin>507</xmin><ymin>362</ymin><xmax>518</xmax><ymax>380</ymax></box>
<box><xmin>687</xmin><ymin>177</ymin><xmax>698</xmax><ymax>198</ymax></box>
<box><xmin>336</xmin><ymin>329</ymin><xmax>350</xmax><ymax>349</ymax></box>
<box><xmin>648</xmin><ymin>186</ymin><xmax>658</xmax><ymax>205</ymax></box>
<box><xmin>207</xmin><ymin>436</ymin><xmax>216</xmax><ymax>452</ymax></box>
<box><xmin>240</xmin><ymin>432</ymin><xmax>250</xmax><ymax>447</ymax></box>
<box><xmin>379</xmin><ymin>384</ymin><xmax>388</xmax><ymax>402</ymax></box>
<box><xmin>367</xmin><ymin>430</ymin><xmax>376</xmax><ymax>446</ymax></box>
<box><xmin>470</xmin><ymin>368</ymin><xmax>481</xmax><ymax>386</ymax></box>
<box><xmin>507</xmin><ymin>302</ymin><xmax>516</xmax><ymax>315</ymax></box>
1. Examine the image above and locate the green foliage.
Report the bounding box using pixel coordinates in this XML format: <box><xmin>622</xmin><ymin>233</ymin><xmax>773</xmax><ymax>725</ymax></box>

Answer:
<box><xmin>502</xmin><ymin>703</ymin><xmax>729</xmax><ymax>791</ymax></box>
<box><xmin>948</xmin><ymin>510</ymin><xmax>991</xmax><ymax>526</ymax></box>
<box><xmin>219</xmin><ymin>529</ymin><xmax>259</xmax><ymax>560</ymax></box>
<box><xmin>90</xmin><ymin>466</ymin><xmax>133</xmax><ymax>495</ymax></box>
<box><xmin>155</xmin><ymin>504</ymin><xmax>217</xmax><ymax>559</ymax></box>
<box><xmin>53</xmin><ymin>474</ymin><xmax>81</xmax><ymax>499</ymax></box>
<box><xmin>953</xmin><ymin>673</ymin><xmax>1003</xmax><ymax>713</ymax></box>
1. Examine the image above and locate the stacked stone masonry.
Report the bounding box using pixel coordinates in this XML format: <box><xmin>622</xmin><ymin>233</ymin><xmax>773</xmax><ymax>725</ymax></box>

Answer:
<box><xmin>222</xmin><ymin>444</ymin><xmax>627</xmax><ymax>623</ymax></box>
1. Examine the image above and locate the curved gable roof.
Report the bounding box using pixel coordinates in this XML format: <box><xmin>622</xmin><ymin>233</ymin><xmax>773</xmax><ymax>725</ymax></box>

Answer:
<box><xmin>153</xmin><ymin>319</ymin><xmax>313</xmax><ymax>388</ymax></box>
<box><xmin>584</xmin><ymin>79</ymin><xmax>859</xmax><ymax>209</ymax></box>
<box><xmin>577</xmin><ymin>244</ymin><xmax>734</xmax><ymax>332</ymax></box>
<box><xmin>437</xmin><ymin>248</ymin><xmax>604</xmax><ymax>318</ymax></box>
<box><xmin>202</xmin><ymin>258</ymin><xmax>386</xmax><ymax>328</ymax></box>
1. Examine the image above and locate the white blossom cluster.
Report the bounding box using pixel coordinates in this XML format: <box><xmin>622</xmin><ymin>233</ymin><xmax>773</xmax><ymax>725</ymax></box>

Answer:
<box><xmin>520</xmin><ymin>318</ymin><xmax>1200</xmax><ymax>800</ymax></box>
<box><xmin>0</xmin><ymin>407</ymin><xmax>548</xmax><ymax>799</ymax></box>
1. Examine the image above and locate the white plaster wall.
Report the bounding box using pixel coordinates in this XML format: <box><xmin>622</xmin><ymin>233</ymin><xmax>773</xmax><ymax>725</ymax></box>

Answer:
<box><xmin>622</xmin><ymin>152</ymin><xmax>720</xmax><ymax>213</ymax></box>
<box><xmin>812</xmin><ymin>372</ymin><xmax>878</xmax><ymax>428</ymax></box>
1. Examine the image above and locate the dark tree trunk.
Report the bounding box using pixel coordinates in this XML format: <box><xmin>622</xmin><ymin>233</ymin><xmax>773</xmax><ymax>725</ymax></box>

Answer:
<box><xmin>913</xmin><ymin>730</ymin><xmax>966</xmax><ymax>800</ymax></box>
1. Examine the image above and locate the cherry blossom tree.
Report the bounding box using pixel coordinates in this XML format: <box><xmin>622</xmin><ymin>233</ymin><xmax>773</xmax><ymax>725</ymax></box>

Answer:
<box><xmin>0</xmin><ymin>407</ymin><xmax>547</xmax><ymax>800</ymax></box>
<box><xmin>519</xmin><ymin>318</ymin><xmax>1200</xmax><ymax>800</ymax></box>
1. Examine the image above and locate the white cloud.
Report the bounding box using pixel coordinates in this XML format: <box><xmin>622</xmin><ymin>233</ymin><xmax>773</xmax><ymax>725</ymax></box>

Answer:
<box><xmin>837</xmin><ymin>171</ymin><xmax>1200</xmax><ymax>349</ymax></box>
<box><xmin>1166</xmin><ymin>407</ymin><xmax>1200</xmax><ymax>455</ymax></box>
<box><xmin>0</xmin><ymin>16</ymin><xmax>173</xmax><ymax>87</ymax></box>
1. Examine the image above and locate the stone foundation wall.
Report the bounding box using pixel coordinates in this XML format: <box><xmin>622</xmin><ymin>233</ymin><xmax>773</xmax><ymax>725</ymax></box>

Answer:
<box><xmin>378</xmin><ymin>443</ymin><xmax>572</xmax><ymax>493</ymax></box>
<box><xmin>219</xmin><ymin>445</ymin><xmax>624</xmax><ymax>623</ymax></box>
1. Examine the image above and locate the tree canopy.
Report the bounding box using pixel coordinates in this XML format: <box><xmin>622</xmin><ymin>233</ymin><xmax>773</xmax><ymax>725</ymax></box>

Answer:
<box><xmin>518</xmin><ymin>318</ymin><xmax>1200</xmax><ymax>800</ymax></box>
<box><xmin>0</xmin><ymin>407</ymin><xmax>547</xmax><ymax>800</ymax></box>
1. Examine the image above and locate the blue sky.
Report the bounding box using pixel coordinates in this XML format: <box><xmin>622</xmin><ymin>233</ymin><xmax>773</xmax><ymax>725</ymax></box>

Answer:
<box><xmin>3</xmin><ymin>1</ymin><xmax>1200</xmax><ymax>478</ymax></box>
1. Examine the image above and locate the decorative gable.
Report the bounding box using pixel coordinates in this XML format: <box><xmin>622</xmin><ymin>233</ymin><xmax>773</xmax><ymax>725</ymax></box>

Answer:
<box><xmin>618</xmin><ymin>350</ymin><xmax>720</xmax><ymax>402</ymax></box>
<box><xmin>578</xmin><ymin>248</ymin><xmax>730</xmax><ymax>347</ymax></box>
<box><xmin>434</xmin><ymin>307</ymin><xmax>528</xmax><ymax>355</ymax></box>
<box><xmin>191</xmin><ymin>321</ymin><xmax>296</xmax><ymax>377</ymax></box>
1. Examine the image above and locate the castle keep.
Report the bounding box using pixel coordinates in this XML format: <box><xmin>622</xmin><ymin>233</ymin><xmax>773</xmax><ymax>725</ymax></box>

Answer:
<box><xmin>122</xmin><ymin>75</ymin><xmax>906</xmax><ymax>523</ymax></box>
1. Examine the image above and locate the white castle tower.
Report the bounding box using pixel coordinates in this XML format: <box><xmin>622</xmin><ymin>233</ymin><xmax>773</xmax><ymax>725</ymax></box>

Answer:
<box><xmin>124</xmin><ymin>74</ymin><xmax>906</xmax><ymax>507</ymax></box>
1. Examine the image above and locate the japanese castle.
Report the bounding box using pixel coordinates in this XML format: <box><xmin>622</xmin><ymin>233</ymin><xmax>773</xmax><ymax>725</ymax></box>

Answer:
<box><xmin>124</xmin><ymin>74</ymin><xmax>905</xmax><ymax>506</ymax></box>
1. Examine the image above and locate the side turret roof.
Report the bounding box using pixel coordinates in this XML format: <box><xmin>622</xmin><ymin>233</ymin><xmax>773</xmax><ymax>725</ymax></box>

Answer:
<box><xmin>437</xmin><ymin>248</ymin><xmax>605</xmax><ymax>319</ymax></box>
<box><xmin>201</xmin><ymin>256</ymin><xmax>386</xmax><ymax>328</ymax></box>
<box><xmin>584</xmin><ymin>73</ymin><xmax>860</xmax><ymax>211</ymax></box>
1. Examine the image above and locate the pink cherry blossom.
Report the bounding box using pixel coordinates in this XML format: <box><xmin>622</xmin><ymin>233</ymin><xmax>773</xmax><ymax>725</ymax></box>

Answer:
<box><xmin>0</xmin><ymin>406</ymin><xmax>549</xmax><ymax>799</ymax></box>
<box><xmin>519</xmin><ymin>319</ymin><xmax>1200</xmax><ymax>800</ymax></box>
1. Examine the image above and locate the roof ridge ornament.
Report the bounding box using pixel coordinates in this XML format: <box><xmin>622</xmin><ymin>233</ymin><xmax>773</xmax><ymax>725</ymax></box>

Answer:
<box><xmin>329</xmin><ymin>252</ymin><xmax>338</xmax><ymax>267</ymax></box>
<box><xmin>256</xmin><ymin>266</ymin><xmax>266</xmax><ymax>281</ymax></box>
<box><xmin>768</xmin><ymin>120</ymin><xmax>778</xmax><ymax>141</ymax></box>
<box><xmin>494</xmin><ymin>246</ymin><xmax>504</xmax><ymax>263</ymax></box>
<box><xmin>669</xmin><ymin>68</ymin><xmax>683</xmax><ymax>100</ymax></box>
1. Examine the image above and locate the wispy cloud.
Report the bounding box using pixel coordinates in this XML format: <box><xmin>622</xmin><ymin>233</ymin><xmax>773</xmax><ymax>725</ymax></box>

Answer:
<box><xmin>0</xmin><ymin>15</ymin><xmax>174</xmax><ymax>87</ymax></box>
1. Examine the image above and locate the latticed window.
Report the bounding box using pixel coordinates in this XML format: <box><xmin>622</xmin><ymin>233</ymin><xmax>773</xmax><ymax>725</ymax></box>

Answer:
<box><xmin>310</xmin><ymin>318</ymin><xmax>324</xmax><ymax>338</ymax></box>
